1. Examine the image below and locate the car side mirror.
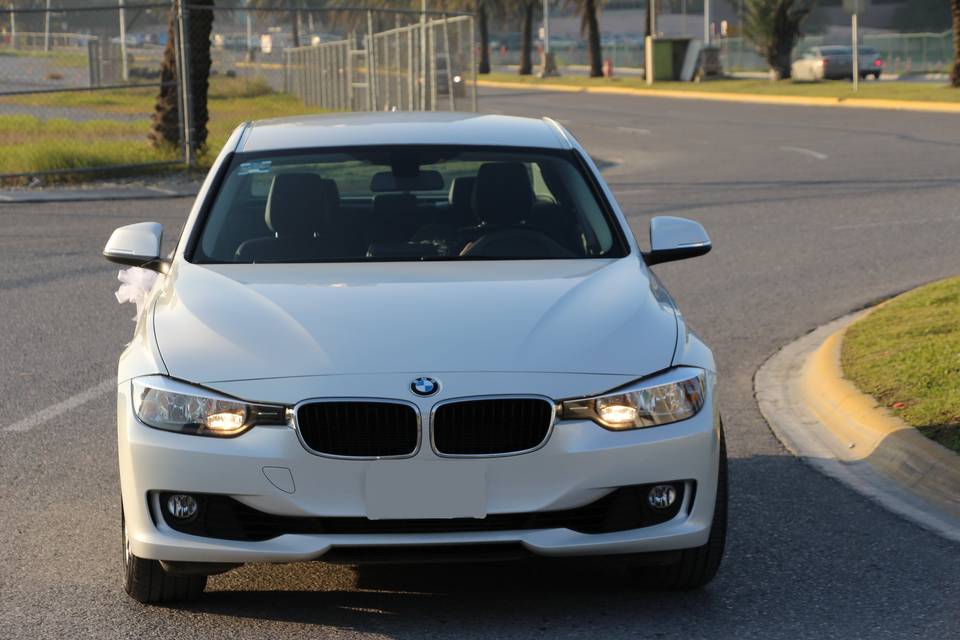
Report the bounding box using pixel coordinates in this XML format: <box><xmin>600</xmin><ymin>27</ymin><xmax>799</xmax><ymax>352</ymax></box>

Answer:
<box><xmin>103</xmin><ymin>222</ymin><xmax>169</xmax><ymax>273</ymax></box>
<box><xmin>645</xmin><ymin>216</ymin><xmax>711</xmax><ymax>266</ymax></box>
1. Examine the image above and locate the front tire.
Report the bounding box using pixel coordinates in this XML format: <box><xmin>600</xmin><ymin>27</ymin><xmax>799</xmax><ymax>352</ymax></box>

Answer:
<box><xmin>122</xmin><ymin>508</ymin><xmax>206</xmax><ymax>604</ymax></box>
<box><xmin>627</xmin><ymin>425</ymin><xmax>728</xmax><ymax>589</ymax></box>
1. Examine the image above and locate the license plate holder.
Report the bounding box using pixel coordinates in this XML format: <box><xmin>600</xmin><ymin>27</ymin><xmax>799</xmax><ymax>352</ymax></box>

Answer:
<box><xmin>364</xmin><ymin>461</ymin><xmax>486</xmax><ymax>520</ymax></box>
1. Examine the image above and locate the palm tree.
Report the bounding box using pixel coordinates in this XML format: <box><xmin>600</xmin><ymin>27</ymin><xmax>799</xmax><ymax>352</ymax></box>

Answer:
<box><xmin>952</xmin><ymin>0</ymin><xmax>959</xmax><ymax>87</ymax></box>
<box><xmin>577</xmin><ymin>0</ymin><xmax>604</xmax><ymax>77</ymax></box>
<box><xmin>518</xmin><ymin>1</ymin><xmax>537</xmax><ymax>75</ymax></box>
<box><xmin>742</xmin><ymin>0</ymin><xmax>815</xmax><ymax>80</ymax></box>
<box><xmin>149</xmin><ymin>0</ymin><xmax>214</xmax><ymax>152</ymax></box>
<box><xmin>476</xmin><ymin>0</ymin><xmax>491</xmax><ymax>73</ymax></box>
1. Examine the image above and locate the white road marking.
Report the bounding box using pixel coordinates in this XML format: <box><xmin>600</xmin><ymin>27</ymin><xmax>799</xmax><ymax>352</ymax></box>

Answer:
<box><xmin>780</xmin><ymin>146</ymin><xmax>828</xmax><ymax>160</ymax></box>
<box><xmin>3</xmin><ymin>378</ymin><xmax>114</xmax><ymax>433</ymax></box>
<box><xmin>616</xmin><ymin>126</ymin><xmax>652</xmax><ymax>135</ymax></box>
<box><xmin>146</xmin><ymin>186</ymin><xmax>176</xmax><ymax>195</ymax></box>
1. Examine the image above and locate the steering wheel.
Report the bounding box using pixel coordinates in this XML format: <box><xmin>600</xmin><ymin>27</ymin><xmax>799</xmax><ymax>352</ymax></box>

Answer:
<box><xmin>460</xmin><ymin>228</ymin><xmax>577</xmax><ymax>258</ymax></box>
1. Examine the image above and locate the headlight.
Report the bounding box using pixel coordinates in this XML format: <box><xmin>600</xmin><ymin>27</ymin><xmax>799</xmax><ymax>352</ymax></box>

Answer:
<box><xmin>560</xmin><ymin>367</ymin><xmax>707</xmax><ymax>430</ymax></box>
<box><xmin>131</xmin><ymin>376</ymin><xmax>287</xmax><ymax>437</ymax></box>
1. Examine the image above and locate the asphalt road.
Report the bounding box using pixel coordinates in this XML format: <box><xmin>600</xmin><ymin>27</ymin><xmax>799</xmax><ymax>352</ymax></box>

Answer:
<box><xmin>2</xmin><ymin>87</ymin><xmax>959</xmax><ymax>639</ymax></box>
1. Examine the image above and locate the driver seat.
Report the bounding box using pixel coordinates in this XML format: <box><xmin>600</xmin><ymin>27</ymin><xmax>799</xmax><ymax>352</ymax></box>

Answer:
<box><xmin>460</xmin><ymin>162</ymin><xmax>573</xmax><ymax>258</ymax></box>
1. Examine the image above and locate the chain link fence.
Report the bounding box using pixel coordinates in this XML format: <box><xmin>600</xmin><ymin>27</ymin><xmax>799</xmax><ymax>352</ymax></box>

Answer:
<box><xmin>283</xmin><ymin>11</ymin><xmax>476</xmax><ymax>113</ymax></box>
<box><xmin>721</xmin><ymin>32</ymin><xmax>954</xmax><ymax>75</ymax></box>
<box><xmin>0</xmin><ymin>2</ymin><xmax>185</xmax><ymax>180</ymax></box>
<box><xmin>0</xmin><ymin>2</ymin><xmax>478</xmax><ymax>182</ymax></box>
<box><xmin>491</xmin><ymin>31</ymin><xmax>954</xmax><ymax>76</ymax></box>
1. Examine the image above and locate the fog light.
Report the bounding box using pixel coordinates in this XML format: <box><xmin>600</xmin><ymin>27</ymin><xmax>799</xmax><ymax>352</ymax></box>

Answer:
<box><xmin>647</xmin><ymin>484</ymin><xmax>677</xmax><ymax>510</ymax></box>
<box><xmin>166</xmin><ymin>494</ymin><xmax>198</xmax><ymax>520</ymax></box>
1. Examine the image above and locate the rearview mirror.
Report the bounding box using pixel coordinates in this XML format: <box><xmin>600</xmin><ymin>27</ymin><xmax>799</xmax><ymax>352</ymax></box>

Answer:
<box><xmin>370</xmin><ymin>170</ymin><xmax>444</xmax><ymax>192</ymax></box>
<box><xmin>645</xmin><ymin>216</ymin><xmax>711</xmax><ymax>266</ymax></box>
<box><xmin>103</xmin><ymin>222</ymin><xmax>169</xmax><ymax>273</ymax></box>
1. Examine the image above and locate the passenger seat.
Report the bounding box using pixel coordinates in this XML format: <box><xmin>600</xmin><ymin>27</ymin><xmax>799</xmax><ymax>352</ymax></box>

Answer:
<box><xmin>235</xmin><ymin>173</ymin><xmax>341</xmax><ymax>262</ymax></box>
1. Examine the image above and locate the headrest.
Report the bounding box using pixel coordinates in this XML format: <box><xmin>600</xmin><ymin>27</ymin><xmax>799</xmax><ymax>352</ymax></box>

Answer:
<box><xmin>471</xmin><ymin>163</ymin><xmax>534</xmax><ymax>226</ymax></box>
<box><xmin>265</xmin><ymin>173</ymin><xmax>326</xmax><ymax>236</ymax></box>
<box><xmin>449</xmin><ymin>176</ymin><xmax>476</xmax><ymax>209</ymax></box>
<box><xmin>319</xmin><ymin>178</ymin><xmax>340</xmax><ymax>221</ymax></box>
<box><xmin>373</xmin><ymin>192</ymin><xmax>418</xmax><ymax>218</ymax></box>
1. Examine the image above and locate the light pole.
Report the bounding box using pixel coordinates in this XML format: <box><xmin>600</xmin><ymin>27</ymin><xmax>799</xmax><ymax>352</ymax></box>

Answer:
<box><xmin>851</xmin><ymin>9</ymin><xmax>859</xmax><ymax>92</ymax></box>
<box><xmin>645</xmin><ymin>0</ymin><xmax>656</xmax><ymax>85</ymax></box>
<box><xmin>704</xmin><ymin>0</ymin><xmax>710</xmax><ymax>45</ymax></box>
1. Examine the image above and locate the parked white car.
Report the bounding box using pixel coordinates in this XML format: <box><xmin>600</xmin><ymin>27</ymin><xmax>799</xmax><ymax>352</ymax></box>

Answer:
<box><xmin>792</xmin><ymin>45</ymin><xmax>884</xmax><ymax>81</ymax></box>
<box><xmin>104</xmin><ymin>113</ymin><xmax>725</xmax><ymax>603</ymax></box>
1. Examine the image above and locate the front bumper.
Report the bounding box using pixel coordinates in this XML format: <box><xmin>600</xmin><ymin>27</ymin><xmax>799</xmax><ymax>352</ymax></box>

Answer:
<box><xmin>118</xmin><ymin>379</ymin><xmax>721</xmax><ymax>564</ymax></box>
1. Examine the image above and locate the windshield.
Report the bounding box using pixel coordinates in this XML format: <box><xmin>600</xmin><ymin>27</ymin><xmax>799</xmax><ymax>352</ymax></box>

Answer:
<box><xmin>192</xmin><ymin>145</ymin><xmax>627</xmax><ymax>263</ymax></box>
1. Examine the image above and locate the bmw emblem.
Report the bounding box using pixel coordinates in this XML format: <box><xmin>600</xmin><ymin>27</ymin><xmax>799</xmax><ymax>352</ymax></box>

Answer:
<box><xmin>411</xmin><ymin>377</ymin><xmax>439</xmax><ymax>397</ymax></box>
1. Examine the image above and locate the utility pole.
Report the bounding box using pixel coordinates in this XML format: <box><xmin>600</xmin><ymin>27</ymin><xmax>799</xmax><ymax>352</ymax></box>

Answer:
<box><xmin>118</xmin><ymin>0</ymin><xmax>129</xmax><ymax>81</ymax></box>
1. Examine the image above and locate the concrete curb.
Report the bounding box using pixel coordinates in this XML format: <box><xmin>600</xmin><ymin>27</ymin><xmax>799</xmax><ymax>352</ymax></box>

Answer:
<box><xmin>477</xmin><ymin>79</ymin><xmax>960</xmax><ymax>114</ymax></box>
<box><xmin>756</xmin><ymin>311</ymin><xmax>960</xmax><ymax>544</ymax></box>
<box><xmin>0</xmin><ymin>186</ymin><xmax>198</xmax><ymax>204</ymax></box>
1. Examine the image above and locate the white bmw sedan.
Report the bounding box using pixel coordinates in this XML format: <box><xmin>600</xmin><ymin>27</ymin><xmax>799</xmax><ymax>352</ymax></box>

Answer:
<box><xmin>104</xmin><ymin>113</ymin><xmax>724</xmax><ymax>603</ymax></box>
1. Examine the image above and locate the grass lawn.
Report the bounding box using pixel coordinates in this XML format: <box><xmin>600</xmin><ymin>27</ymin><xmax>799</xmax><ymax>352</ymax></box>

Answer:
<box><xmin>0</xmin><ymin>48</ymin><xmax>88</xmax><ymax>68</ymax></box>
<box><xmin>0</xmin><ymin>76</ymin><xmax>327</xmax><ymax>179</ymax></box>
<box><xmin>842</xmin><ymin>276</ymin><xmax>960</xmax><ymax>454</ymax></box>
<box><xmin>482</xmin><ymin>72</ymin><xmax>960</xmax><ymax>104</ymax></box>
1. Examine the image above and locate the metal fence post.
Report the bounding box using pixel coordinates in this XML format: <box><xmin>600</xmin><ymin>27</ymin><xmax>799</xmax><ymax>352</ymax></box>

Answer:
<box><xmin>429</xmin><ymin>21</ymin><xmax>438</xmax><ymax>111</ymax></box>
<box><xmin>469</xmin><ymin>15</ymin><xmax>477</xmax><ymax>112</ymax></box>
<box><xmin>442</xmin><ymin>15</ymin><xmax>454</xmax><ymax>111</ymax></box>
<box><xmin>419</xmin><ymin>7</ymin><xmax>427</xmax><ymax>110</ymax></box>
<box><xmin>176</xmin><ymin>0</ymin><xmax>194</xmax><ymax>167</ymax></box>
<box><xmin>43</xmin><ymin>0</ymin><xmax>50</xmax><ymax>52</ymax></box>
<box><xmin>366</xmin><ymin>10</ymin><xmax>378</xmax><ymax>111</ymax></box>
<box><xmin>118</xmin><ymin>0</ymin><xmax>129</xmax><ymax>82</ymax></box>
<box><xmin>408</xmin><ymin>27</ymin><xmax>415</xmax><ymax>110</ymax></box>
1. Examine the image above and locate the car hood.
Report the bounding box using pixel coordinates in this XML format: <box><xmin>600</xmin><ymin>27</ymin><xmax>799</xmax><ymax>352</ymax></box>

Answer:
<box><xmin>152</xmin><ymin>258</ymin><xmax>678</xmax><ymax>383</ymax></box>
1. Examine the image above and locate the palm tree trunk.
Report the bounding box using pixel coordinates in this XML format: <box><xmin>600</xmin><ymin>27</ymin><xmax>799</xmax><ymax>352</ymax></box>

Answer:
<box><xmin>187</xmin><ymin>0</ymin><xmax>214</xmax><ymax>150</ymax></box>
<box><xmin>519</xmin><ymin>1</ymin><xmax>533</xmax><ymax>75</ymax></box>
<box><xmin>292</xmin><ymin>7</ymin><xmax>300</xmax><ymax>48</ymax></box>
<box><xmin>477</xmin><ymin>1</ymin><xmax>491</xmax><ymax>74</ymax></box>
<box><xmin>951</xmin><ymin>0</ymin><xmax>960</xmax><ymax>87</ymax></box>
<box><xmin>149</xmin><ymin>1</ymin><xmax>214</xmax><ymax>152</ymax></box>
<box><xmin>149</xmin><ymin>10</ymin><xmax>179</xmax><ymax>148</ymax></box>
<box><xmin>584</xmin><ymin>0</ymin><xmax>603</xmax><ymax>78</ymax></box>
